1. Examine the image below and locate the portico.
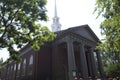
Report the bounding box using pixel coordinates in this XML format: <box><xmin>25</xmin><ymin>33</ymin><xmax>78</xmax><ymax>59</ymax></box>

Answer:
<box><xmin>52</xmin><ymin>25</ymin><xmax>105</xmax><ymax>80</ymax></box>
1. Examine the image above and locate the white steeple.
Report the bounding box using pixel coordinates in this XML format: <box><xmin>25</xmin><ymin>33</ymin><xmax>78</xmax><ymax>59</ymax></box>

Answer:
<box><xmin>51</xmin><ymin>0</ymin><xmax>61</xmax><ymax>32</ymax></box>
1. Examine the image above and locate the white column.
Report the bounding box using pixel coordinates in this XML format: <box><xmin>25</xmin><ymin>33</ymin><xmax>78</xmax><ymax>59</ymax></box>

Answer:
<box><xmin>79</xmin><ymin>43</ymin><xmax>89</xmax><ymax>80</ymax></box>
<box><xmin>96</xmin><ymin>50</ymin><xmax>105</xmax><ymax>79</ymax></box>
<box><xmin>67</xmin><ymin>40</ymin><xmax>76</xmax><ymax>80</ymax></box>
<box><xmin>89</xmin><ymin>48</ymin><xmax>97</xmax><ymax>79</ymax></box>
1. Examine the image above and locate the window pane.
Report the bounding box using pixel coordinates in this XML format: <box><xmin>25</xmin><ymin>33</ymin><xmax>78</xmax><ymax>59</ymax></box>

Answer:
<box><xmin>10</xmin><ymin>65</ymin><xmax>13</xmax><ymax>79</ymax></box>
<box><xmin>22</xmin><ymin>59</ymin><xmax>26</xmax><ymax>76</ymax></box>
<box><xmin>28</xmin><ymin>55</ymin><xmax>33</xmax><ymax>75</ymax></box>
<box><xmin>29</xmin><ymin>55</ymin><xmax>33</xmax><ymax>65</ymax></box>
<box><xmin>11</xmin><ymin>65</ymin><xmax>13</xmax><ymax>73</ymax></box>
<box><xmin>14</xmin><ymin>64</ymin><xmax>16</xmax><ymax>71</ymax></box>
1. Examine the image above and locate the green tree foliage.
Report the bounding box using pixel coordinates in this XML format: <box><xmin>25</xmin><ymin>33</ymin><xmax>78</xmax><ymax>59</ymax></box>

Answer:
<box><xmin>0</xmin><ymin>0</ymin><xmax>55</xmax><ymax>61</ymax></box>
<box><xmin>104</xmin><ymin>62</ymin><xmax>120</xmax><ymax>78</ymax></box>
<box><xmin>95</xmin><ymin>0</ymin><xmax>120</xmax><ymax>78</ymax></box>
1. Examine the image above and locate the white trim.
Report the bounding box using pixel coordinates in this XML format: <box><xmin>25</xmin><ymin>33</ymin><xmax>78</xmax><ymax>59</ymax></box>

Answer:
<box><xmin>19</xmin><ymin>47</ymin><xmax>32</xmax><ymax>57</ymax></box>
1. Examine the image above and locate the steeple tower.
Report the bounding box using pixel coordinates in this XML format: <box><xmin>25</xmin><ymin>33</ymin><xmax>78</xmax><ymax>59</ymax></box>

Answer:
<box><xmin>51</xmin><ymin>0</ymin><xmax>61</xmax><ymax>32</ymax></box>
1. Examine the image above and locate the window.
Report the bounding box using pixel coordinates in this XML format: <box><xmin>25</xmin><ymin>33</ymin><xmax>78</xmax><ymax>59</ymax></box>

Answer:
<box><xmin>28</xmin><ymin>55</ymin><xmax>33</xmax><ymax>75</ymax></box>
<box><xmin>12</xmin><ymin>64</ymin><xmax>16</xmax><ymax>79</ymax></box>
<box><xmin>22</xmin><ymin>59</ymin><xmax>26</xmax><ymax>76</ymax></box>
<box><xmin>11</xmin><ymin>65</ymin><xmax>13</xmax><ymax>73</ymax></box>
<box><xmin>14</xmin><ymin>64</ymin><xmax>16</xmax><ymax>71</ymax></box>
<box><xmin>7</xmin><ymin>65</ymin><xmax>11</xmax><ymax>79</ymax></box>
<box><xmin>18</xmin><ymin>63</ymin><xmax>21</xmax><ymax>70</ymax></box>
<box><xmin>29</xmin><ymin>55</ymin><xmax>33</xmax><ymax>65</ymax></box>
<box><xmin>17</xmin><ymin>63</ymin><xmax>21</xmax><ymax>77</ymax></box>
<box><xmin>6</xmin><ymin>67</ymin><xmax>9</xmax><ymax>79</ymax></box>
<box><xmin>10</xmin><ymin>65</ymin><xmax>13</xmax><ymax>79</ymax></box>
<box><xmin>9</xmin><ymin>66</ymin><xmax>11</xmax><ymax>74</ymax></box>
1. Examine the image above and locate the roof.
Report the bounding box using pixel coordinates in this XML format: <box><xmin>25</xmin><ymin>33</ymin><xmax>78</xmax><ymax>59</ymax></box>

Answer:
<box><xmin>20</xmin><ymin>24</ymin><xmax>100</xmax><ymax>56</ymax></box>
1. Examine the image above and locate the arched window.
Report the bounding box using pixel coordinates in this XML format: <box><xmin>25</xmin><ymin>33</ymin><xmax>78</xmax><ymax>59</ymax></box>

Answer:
<box><xmin>28</xmin><ymin>55</ymin><xmax>33</xmax><ymax>75</ymax></box>
<box><xmin>22</xmin><ymin>59</ymin><xmax>26</xmax><ymax>76</ymax></box>
<box><xmin>29</xmin><ymin>55</ymin><xmax>33</xmax><ymax>65</ymax></box>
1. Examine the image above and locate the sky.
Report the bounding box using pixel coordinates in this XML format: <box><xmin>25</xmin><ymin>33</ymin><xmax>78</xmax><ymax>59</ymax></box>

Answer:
<box><xmin>0</xmin><ymin>0</ymin><xmax>104</xmax><ymax>62</ymax></box>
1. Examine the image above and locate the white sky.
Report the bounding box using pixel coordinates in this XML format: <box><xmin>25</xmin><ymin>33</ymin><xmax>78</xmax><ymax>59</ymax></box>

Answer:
<box><xmin>0</xmin><ymin>0</ymin><xmax>104</xmax><ymax>62</ymax></box>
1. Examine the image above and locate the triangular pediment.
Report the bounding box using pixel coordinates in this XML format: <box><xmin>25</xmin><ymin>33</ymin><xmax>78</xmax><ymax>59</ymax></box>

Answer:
<box><xmin>69</xmin><ymin>25</ymin><xmax>99</xmax><ymax>42</ymax></box>
<box><xmin>56</xmin><ymin>25</ymin><xmax>99</xmax><ymax>43</ymax></box>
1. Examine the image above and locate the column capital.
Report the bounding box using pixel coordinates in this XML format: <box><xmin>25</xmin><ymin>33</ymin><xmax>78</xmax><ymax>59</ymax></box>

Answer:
<box><xmin>96</xmin><ymin>50</ymin><xmax>101</xmax><ymax>53</ymax></box>
<box><xmin>88</xmin><ymin>47</ymin><xmax>94</xmax><ymax>51</ymax></box>
<box><xmin>90</xmin><ymin>47</ymin><xmax>95</xmax><ymax>49</ymax></box>
<box><xmin>96</xmin><ymin>50</ymin><xmax>101</xmax><ymax>54</ymax></box>
<box><xmin>78</xmin><ymin>43</ymin><xmax>85</xmax><ymax>47</ymax></box>
<box><xmin>95</xmin><ymin>49</ymin><xmax>101</xmax><ymax>53</ymax></box>
<box><xmin>66</xmin><ymin>39</ymin><xmax>73</xmax><ymax>43</ymax></box>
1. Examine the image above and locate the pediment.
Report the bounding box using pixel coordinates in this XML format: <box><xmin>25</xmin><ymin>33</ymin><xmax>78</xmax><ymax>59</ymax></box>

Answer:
<box><xmin>56</xmin><ymin>25</ymin><xmax>99</xmax><ymax>43</ymax></box>
<box><xmin>69</xmin><ymin>25</ymin><xmax>99</xmax><ymax>42</ymax></box>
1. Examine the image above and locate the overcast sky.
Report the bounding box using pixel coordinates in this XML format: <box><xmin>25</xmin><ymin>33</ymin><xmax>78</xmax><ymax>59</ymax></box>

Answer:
<box><xmin>0</xmin><ymin>0</ymin><xmax>104</xmax><ymax>61</ymax></box>
<box><xmin>46</xmin><ymin>0</ymin><xmax>104</xmax><ymax>37</ymax></box>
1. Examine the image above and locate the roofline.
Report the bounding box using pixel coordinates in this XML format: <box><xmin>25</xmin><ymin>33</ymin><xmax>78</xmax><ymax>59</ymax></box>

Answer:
<box><xmin>55</xmin><ymin>24</ymin><xmax>100</xmax><ymax>42</ymax></box>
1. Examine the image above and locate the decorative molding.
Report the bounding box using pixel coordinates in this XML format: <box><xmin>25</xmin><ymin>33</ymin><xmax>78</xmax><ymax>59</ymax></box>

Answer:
<box><xmin>53</xmin><ymin>32</ymin><xmax>97</xmax><ymax>48</ymax></box>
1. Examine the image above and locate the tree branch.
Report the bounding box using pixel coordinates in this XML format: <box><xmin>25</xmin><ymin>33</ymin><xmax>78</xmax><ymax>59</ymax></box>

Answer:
<box><xmin>0</xmin><ymin>9</ymin><xmax>19</xmax><ymax>40</ymax></box>
<box><xmin>6</xmin><ymin>9</ymin><xmax>19</xmax><ymax>27</ymax></box>
<box><xmin>0</xmin><ymin>2</ymin><xmax>7</xmax><ymax>24</ymax></box>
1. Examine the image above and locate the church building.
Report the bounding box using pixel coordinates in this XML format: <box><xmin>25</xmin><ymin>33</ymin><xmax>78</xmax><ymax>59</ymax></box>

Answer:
<box><xmin>0</xmin><ymin>0</ymin><xmax>105</xmax><ymax>80</ymax></box>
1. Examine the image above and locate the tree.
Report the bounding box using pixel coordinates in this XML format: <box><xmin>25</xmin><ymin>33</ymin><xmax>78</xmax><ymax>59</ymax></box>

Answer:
<box><xmin>104</xmin><ymin>62</ymin><xmax>120</xmax><ymax>78</ymax></box>
<box><xmin>0</xmin><ymin>0</ymin><xmax>55</xmax><ymax>61</ymax></box>
<box><xmin>95</xmin><ymin>0</ymin><xmax>120</xmax><ymax>78</ymax></box>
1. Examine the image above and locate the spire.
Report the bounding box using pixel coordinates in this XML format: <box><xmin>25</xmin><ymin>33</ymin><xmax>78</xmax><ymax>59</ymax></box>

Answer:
<box><xmin>54</xmin><ymin>0</ymin><xmax>57</xmax><ymax>17</ymax></box>
<box><xmin>51</xmin><ymin>0</ymin><xmax>61</xmax><ymax>32</ymax></box>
